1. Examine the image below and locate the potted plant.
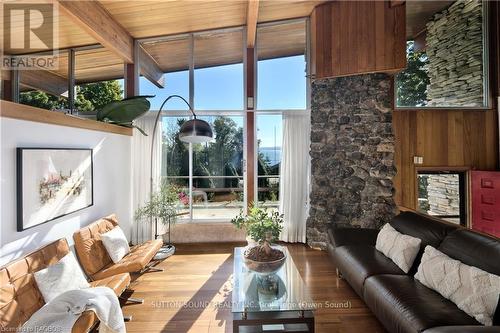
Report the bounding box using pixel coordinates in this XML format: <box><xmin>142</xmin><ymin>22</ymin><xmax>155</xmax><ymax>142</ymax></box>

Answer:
<box><xmin>134</xmin><ymin>181</ymin><xmax>180</xmax><ymax>245</ymax></box>
<box><xmin>231</xmin><ymin>205</ymin><xmax>285</xmax><ymax>275</ymax></box>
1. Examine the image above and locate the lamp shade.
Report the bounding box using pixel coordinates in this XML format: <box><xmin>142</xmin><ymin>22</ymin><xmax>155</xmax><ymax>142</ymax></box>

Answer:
<box><xmin>179</xmin><ymin>118</ymin><xmax>213</xmax><ymax>143</ymax></box>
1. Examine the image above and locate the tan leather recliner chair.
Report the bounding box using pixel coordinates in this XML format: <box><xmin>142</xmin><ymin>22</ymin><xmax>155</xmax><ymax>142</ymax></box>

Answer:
<box><xmin>0</xmin><ymin>238</ymin><xmax>131</xmax><ymax>333</ymax></box>
<box><xmin>73</xmin><ymin>214</ymin><xmax>163</xmax><ymax>281</ymax></box>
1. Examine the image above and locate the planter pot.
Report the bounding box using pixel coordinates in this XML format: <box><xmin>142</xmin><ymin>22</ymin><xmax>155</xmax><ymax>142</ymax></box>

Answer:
<box><xmin>243</xmin><ymin>245</ymin><xmax>286</xmax><ymax>276</ymax></box>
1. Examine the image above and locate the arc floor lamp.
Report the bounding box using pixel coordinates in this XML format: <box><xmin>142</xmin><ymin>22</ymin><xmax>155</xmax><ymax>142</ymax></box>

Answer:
<box><xmin>150</xmin><ymin>95</ymin><xmax>213</xmax><ymax>258</ymax></box>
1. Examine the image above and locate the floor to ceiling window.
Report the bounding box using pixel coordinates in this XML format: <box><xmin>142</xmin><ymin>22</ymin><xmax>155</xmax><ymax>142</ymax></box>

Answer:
<box><xmin>256</xmin><ymin>19</ymin><xmax>307</xmax><ymax>209</ymax></box>
<box><xmin>139</xmin><ymin>19</ymin><xmax>308</xmax><ymax>222</ymax></box>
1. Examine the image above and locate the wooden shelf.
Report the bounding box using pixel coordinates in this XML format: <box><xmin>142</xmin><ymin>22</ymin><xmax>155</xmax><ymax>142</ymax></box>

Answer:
<box><xmin>0</xmin><ymin>100</ymin><xmax>133</xmax><ymax>136</ymax></box>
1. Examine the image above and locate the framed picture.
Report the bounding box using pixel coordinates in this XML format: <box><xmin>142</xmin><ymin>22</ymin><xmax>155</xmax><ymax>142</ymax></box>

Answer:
<box><xmin>17</xmin><ymin>148</ymin><xmax>93</xmax><ymax>231</ymax></box>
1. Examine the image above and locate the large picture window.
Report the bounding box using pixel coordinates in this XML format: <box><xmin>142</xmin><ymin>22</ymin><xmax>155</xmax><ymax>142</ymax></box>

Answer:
<box><xmin>396</xmin><ymin>0</ymin><xmax>488</xmax><ymax>108</ymax></box>
<box><xmin>140</xmin><ymin>19</ymin><xmax>308</xmax><ymax>222</ymax></box>
<box><xmin>257</xmin><ymin>21</ymin><xmax>307</xmax><ymax>110</ymax></box>
<box><xmin>257</xmin><ymin>114</ymin><xmax>282</xmax><ymax>209</ymax></box>
<box><xmin>194</xmin><ymin>29</ymin><xmax>244</xmax><ymax>110</ymax></box>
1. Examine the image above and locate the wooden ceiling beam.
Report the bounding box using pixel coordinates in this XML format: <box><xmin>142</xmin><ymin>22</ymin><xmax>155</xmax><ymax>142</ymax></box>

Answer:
<box><xmin>20</xmin><ymin>71</ymin><xmax>68</xmax><ymax>96</ymax></box>
<box><xmin>57</xmin><ymin>0</ymin><xmax>164</xmax><ymax>87</ymax></box>
<box><xmin>139</xmin><ymin>46</ymin><xmax>165</xmax><ymax>88</ymax></box>
<box><xmin>57</xmin><ymin>0</ymin><xmax>134</xmax><ymax>63</ymax></box>
<box><xmin>246</xmin><ymin>0</ymin><xmax>259</xmax><ymax>48</ymax></box>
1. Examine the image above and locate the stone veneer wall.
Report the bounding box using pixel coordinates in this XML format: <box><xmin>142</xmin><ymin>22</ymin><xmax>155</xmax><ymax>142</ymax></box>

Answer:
<box><xmin>307</xmin><ymin>74</ymin><xmax>398</xmax><ymax>249</ymax></box>
<box><xmin>426</xmin><ymin>0</ymin><xmax>483</xmax><ymax>107</ymax></box>
<box><xmin>425</xmin><ymin>174</ymin><xmax>460</xmax><ymax>216</ymax></box>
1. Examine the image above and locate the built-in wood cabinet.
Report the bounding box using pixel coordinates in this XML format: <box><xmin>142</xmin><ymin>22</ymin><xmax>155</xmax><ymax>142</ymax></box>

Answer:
<box><xmin>310</xmin><ymin>1</ymin><xmax>406</xmax><ymax>79</ymax></box>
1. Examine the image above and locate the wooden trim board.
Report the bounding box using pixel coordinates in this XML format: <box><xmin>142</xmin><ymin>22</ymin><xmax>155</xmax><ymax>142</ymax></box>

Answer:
<box><xmin>0</xmin><ymin>100</ymin><xmax>133</xmax><ymax>136</ymax></box>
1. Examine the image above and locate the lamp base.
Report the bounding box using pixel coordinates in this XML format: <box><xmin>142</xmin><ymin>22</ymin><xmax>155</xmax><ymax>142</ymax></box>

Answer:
<box><xmin>154</xmin><ymin>244</ymin><xmax>175</xmax><ymax>260</ymax></box>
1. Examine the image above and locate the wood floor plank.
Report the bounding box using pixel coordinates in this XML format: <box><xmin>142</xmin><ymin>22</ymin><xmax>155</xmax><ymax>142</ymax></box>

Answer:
<box><xmin>122</xmin><ymin>243</ymin><xmax>385</xmax><ymax>333</ymax></box>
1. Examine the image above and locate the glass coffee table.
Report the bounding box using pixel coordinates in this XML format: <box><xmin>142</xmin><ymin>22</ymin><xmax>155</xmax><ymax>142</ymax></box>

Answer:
<box><xmin>232</xmin><ymin>246</ymin><xmax>315</xmax><ymax>333</ymax></box>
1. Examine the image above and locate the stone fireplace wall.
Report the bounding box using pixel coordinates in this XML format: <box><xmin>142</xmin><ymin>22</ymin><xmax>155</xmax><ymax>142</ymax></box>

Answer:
<box><xmin>307</xmin><ymin>73</ymin><xmax>398</xmax><ymax>249</ymax></box>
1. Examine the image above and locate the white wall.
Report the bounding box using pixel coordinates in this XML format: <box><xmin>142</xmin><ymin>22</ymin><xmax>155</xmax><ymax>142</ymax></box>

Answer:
<box><xmin>0</xmin><ymin>117</ymin><xmax>132</xmax><ymax>266</ymax></box>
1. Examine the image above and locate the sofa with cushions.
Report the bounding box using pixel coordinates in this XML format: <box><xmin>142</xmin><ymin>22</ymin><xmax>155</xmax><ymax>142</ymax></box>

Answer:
<box><xmin>0</xmin><ymin>238</ymin><xmax>131</xmax><ymax>333</ymax></box>
<box><xmin>329</xmin><ymin>211</ymin><xmax>500</xmax><ymax>333</ymax></box>
<box><xmin>73</xmin><ymin>214</ymin><xmax>163</xmax><ymax>280</ymax></box>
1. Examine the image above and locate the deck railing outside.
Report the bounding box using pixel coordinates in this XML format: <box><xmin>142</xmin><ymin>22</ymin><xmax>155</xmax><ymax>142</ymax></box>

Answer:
<box><xmin>162</xmin><ymin>175</ymin><xmax>280</xmax><ymax>220</ymax></box>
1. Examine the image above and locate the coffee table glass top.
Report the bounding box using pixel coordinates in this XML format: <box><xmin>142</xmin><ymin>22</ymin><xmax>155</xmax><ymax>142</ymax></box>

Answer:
<box><xmin>232</xmin><ymin>246</ymin><xmax>314</xmax><ymax>313</ymax></box>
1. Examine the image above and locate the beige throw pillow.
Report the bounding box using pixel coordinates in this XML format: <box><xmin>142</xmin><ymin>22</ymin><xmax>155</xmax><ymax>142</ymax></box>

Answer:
<box><xmin>34</xmin><ymin>251</ymin><xmax>90</xmax><ymax>303</ymax></box>
<box><xmin>101</xmin><ymin>226</ymin><xmax>130</xmax><ymax>263</ymax></box>
<box><xmin>375</xmin><ymin>223</ymin><xmax>422</xmax><ymax>273</ymax></box>
<box><xmin>415</xmin><ymin>245</ymin><xmax>500</xmax><ymax>326</ymax></box>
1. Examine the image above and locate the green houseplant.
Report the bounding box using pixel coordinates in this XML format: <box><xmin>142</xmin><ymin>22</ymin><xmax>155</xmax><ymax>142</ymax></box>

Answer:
<box><xmin>231</xmin><ymin>205</ymin><xmax>285</xmax><ymax>273</ymax></box>
<box><xmin>134</xmin><ymin>181</ymin><xmax>181</xmax><ymax>240</ymax></box>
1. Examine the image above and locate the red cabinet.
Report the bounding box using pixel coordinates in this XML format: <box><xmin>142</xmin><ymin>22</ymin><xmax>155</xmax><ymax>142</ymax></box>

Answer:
<box><xmin>471</xmin><ymin>171</ymin><xmax>500</xmax><ymax>238</ymax></box>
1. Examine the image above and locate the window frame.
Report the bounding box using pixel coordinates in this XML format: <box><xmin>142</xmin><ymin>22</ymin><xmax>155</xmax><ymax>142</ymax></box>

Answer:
<box><xmin>139</xmin><ymin>18</ymin><xmax>310</xmax><ymax>223</ymax></box>
<box><xmin>416</xmin><ymin>169</ymin><xmax>468</xmax><ymax>226</ymax></box>
<box><xmin>394</xmin><ymin>1</ymin><xmax>491</xmax><ymax>111</ymax></box>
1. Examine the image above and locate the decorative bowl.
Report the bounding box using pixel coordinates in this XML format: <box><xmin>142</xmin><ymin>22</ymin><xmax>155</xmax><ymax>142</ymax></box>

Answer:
<box><xmin>243</xmin><ymin>246</ymin><xmax>286</xmax><ymax>275</ymax></box>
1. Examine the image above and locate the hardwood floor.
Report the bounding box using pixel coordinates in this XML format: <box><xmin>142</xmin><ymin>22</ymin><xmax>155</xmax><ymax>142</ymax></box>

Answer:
<box><xmin>122</xmin><ymin>243</ymin><xmax>386</xmax><ymax>333</ymax></box>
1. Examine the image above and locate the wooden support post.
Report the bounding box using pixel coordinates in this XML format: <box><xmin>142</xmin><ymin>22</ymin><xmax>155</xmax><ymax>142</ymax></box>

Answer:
<box><xmin>246</xmin><ymin>47</ymin><xmax>256</xmax><ymax>208</ymax></box>
<box><xmin>246</xmin><ymin>0</ymin><xmax>259</xmax><ymax>48</ymax></box>
<box><xmin>1</xmin><ymin>70</ymin><xmax>13</xmax><ymax>101</ymax></box>
<box><xmin>124</xmin><ymin>63</ymin><xmax>138</xmax><ymax>98</ymax></box>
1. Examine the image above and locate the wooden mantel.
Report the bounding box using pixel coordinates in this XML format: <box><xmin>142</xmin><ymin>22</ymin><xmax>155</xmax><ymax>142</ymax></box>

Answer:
<box><xmin>311</xmin><ymin>1</ymin><xmax>407</xmax><ymax>79</ymax></box>
<box><xmin>0</xmin><ymin>101</ymin><xmax>133</xmax><ymax>136</ymax></box>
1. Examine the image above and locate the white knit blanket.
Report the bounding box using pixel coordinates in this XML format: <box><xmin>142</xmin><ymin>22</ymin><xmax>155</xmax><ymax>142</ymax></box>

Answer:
<box><xmin>22</xmin><ymin>287</ymin><xmax>126</xmax><ymax>333</ymax></box>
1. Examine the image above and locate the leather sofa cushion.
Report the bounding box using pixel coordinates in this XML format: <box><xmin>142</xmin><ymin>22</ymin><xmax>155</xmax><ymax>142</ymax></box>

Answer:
<box><xmin>0</xmin><ymin>239</ymin><xmax>69</xmax><ymax>330</ymax></box>
<box><xmin>91</xmin><ymin>239</ymin><xmax>163</xmax><ymax>280</ymax></box>
<box><xmin>438</xmin><ymin>229</ymin><xmax>500</xmax><ymax>276</ymax></box>
<box><xmin>90</xmin><ymin>273</ymin><xmax>131</xmax><ymax>295</ymax></box>
<box><xmin>73</xmin><ymin>214</ymin><xmax>119</xmax><ymax>277</ymax></box>
<box><xmin>390</xmin><ymin>211</ymin><xmax>459</xmax><ymax>274</ymax></box>
<box><xmin>363</xmin><ymin>275</ymin><xmax>480</xmax><ymax>333</ymax></box>
<box><xmin>328</xmin><ymin>227</ymin><xmax>379</xmax><ymax>248</ymax></box>
<box><xmin>333</xmin><ymin>246</ymin><xmax>405</xmax><ymax>297</ymax></box>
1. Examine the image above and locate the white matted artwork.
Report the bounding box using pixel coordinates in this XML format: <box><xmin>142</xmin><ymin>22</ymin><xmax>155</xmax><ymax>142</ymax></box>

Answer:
<box><xmin>17</xmin><ymin>148</ymin><xmax>93</xmax><ymax>231</ymax></box>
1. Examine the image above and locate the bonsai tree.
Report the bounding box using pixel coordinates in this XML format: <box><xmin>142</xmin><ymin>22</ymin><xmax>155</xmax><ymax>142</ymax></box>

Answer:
<box><xmin>135</xmin><ymin>181</ymin><xmax>180</xmax><ymax>228</ymax></box>
<box><xmin>231</xmin><ymin>204</ymin><xmax>284</xmax><ymax>261</ymax></box>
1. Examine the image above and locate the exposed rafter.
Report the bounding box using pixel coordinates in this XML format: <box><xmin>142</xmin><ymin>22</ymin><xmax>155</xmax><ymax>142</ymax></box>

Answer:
<box><xmin>56</xmin><ymin>0</ymin><xmax>164</xmax><ymax>88</ymax></box>
<box><xmin>20</xmin><ymin>71</ymin><xmax>68</xmax><ymax>97</ymax></box>
<box><xmin>57</xmin><ymin>0</ymin><xmax>134</xmax><ymax>63</ymax></box>
<box><xmin>246</xmin><ymin>0</ymin><xmax>259</xmax><ymax>48</ymax></box>
<box><xmin>139</xmin><ymin>46</ymin><xmax>165</xmax><ymax>88</ymax></box>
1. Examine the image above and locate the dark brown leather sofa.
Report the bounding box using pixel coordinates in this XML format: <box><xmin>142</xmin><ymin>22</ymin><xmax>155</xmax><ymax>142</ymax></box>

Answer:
<box><xmin>329</xmin><ymin>211</ymin><xmax>500</xmax><ymax>333</ymax></box>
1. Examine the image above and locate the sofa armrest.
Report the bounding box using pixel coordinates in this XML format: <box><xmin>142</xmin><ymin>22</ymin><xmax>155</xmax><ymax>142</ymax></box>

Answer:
<box><xmin>423</xmin><ymin>326</ymin><xmax>500</xmax><ymax>333</ymax></box>
<box><xmin>328</xmin><ymin>227</ymin><xmax>379</xmax><ymax>248</ymax></box>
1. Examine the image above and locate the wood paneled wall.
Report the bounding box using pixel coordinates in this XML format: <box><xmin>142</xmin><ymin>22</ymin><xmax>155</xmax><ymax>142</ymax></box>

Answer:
<box><xmin>310</xmin><ymin>1</ymin><xmax>406</xmax><ymax>79</ymax></box>
<box><xmin>393</xmin><ymin>109</ymin><xmax>499</xmax><ymax>209</ymax></box>
<box><xmin>394</xmin><ymin>1</ymin><xmax>500</xmax><ymax>210</ymax></box>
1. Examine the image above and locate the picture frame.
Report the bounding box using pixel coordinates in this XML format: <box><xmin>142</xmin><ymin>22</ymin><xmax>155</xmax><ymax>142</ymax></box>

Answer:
<box><xmin>16</xmin><ymin>148</ymin><xmax>94</xmax><ymax>231</ymax></box>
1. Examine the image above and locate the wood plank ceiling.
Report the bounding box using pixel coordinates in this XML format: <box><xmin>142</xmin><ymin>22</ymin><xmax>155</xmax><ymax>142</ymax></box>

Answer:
<box><xmin>7</xmin><ymin>0</ymin><xmax>455</xmax><ymax>87</ymax></box>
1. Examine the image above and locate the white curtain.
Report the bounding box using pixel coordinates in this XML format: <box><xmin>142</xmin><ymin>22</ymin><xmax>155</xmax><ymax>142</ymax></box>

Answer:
<box><xmin>131</xmin><ymin>113</ymin><xmax>162</xmax><ymax>245</ymax></box>
<box><xmin>279</xmin><ymin>113</ymin><xmax>311</xmax><ymax>243</ymax></box>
